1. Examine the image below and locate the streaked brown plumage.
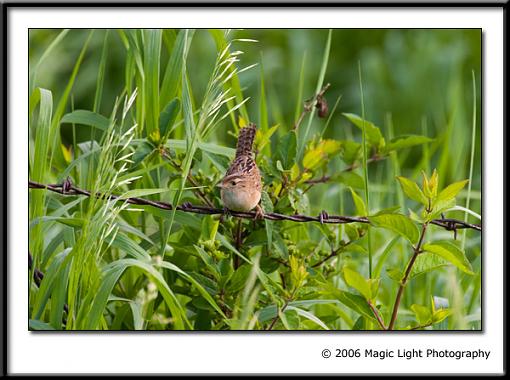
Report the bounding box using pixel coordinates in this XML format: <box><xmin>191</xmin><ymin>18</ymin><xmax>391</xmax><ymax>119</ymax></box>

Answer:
<box><xmin>218</xmin><ymin>123</ymin><xmax>264</xmax><ymax>218</ymax></box>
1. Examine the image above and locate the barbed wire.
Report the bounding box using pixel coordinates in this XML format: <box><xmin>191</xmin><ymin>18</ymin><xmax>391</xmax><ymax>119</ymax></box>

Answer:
<box><xmin>28</xmin><ymin>179</ymin><xmax>481</xmax><ymax>232</ymax></box>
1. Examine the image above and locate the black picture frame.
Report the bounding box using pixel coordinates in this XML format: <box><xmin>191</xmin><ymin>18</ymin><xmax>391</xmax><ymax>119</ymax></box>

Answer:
<box><xmin>1</xmin><ymin>0</ymin><xmax>506</xmax><ymax>376</ymax></box>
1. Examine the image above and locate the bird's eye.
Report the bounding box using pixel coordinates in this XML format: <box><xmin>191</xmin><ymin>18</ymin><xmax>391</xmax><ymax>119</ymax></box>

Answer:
<box><xmin>231</xmin><ymin>181</ymin><xmax>236</xmax><ymax>186</ymax></box>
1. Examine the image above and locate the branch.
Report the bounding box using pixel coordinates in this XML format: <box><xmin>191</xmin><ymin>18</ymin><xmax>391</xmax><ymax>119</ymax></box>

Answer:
<box><xmin>304</xmin><ymin>155</ymin><xmax>386</xmax><ymax>186</ymax></box>
<box><xmin>266</xmin><ymin>300</ymin><xmax>290</xmax><ymax>331</ymax></box>
<box><xmin>312</xmin><ymin>244</ymin><xmax>346</xmax><ymax>268</ymax></box>
<box><xmin>408</xmin><ymin>322</ymin><xmax>434</xmax><ymax>331</ymax></box>
<box><xmin>367</xmin><ymin>300</ymin><xmax>387</xmax><ymax>330</ymax></box>
<box><xmin>387</xmin><ymin>222</ymin><xmax>429</xmax><ymax>330</ymax></box>
<box><xmin>28</xmin><ymin>180</ymin><xmax>482</xmax><ymax>232</ymax></box>
<box><xmin>293</xmin><ymin>83</ymin><xmax>331</xmax><ymax>131</ymax></box>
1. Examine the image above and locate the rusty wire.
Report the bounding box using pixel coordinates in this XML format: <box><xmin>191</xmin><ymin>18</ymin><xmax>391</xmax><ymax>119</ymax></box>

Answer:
<box><xmin>29</xmin><ymin>179</ymin><xmax>481</xmax><ymax>232</ymax></box>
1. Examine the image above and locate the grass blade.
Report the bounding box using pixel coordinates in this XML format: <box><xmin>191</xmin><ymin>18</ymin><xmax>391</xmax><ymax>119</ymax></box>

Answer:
<box><xmin>143</xmin><ymin>29</ymin><xmax>162</xmax><ymax>140</ymax></box>
<box><xmin>461</xmin><ymin>70</ymin><xmax>478</xmax><ymax>250</ymax></box>
<box><xmin>358</xmin><ymin>61</ymin><xmax>373</xmax><ymax>278</ymax></box>
<box><xmin>297</xmin><ymin>29</ymin><xmax>331</xmax><ymax>161</ymax></box>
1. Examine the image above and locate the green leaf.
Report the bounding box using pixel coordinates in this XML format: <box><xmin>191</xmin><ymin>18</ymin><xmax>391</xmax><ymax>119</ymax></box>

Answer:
<box><xmin>384</xmin><ymin>135</ymin><xmax>433</xmax><ymax>153</ymax></box>
<box><xmin>160</xmin><ymin>30</ymin><xmax>194</xmax><ymax>108</ymax></box>
<box><xmin>258</xmin><ymin>300</ymin><xmax>339</xmax><ymax>322</ymax></box>
<box><xmin>369</xmin><ymin>213</ymin><xmax>419</xmax><ymax>244</ymax></box>
<box><xmin>428</xmin><ymin>198</ymin><xmax>457</xmax><ymax>221</ymax></box>
<box><xmin>344</xmin><ymin>224</ymin><xmax>360</xmax><ymax>241</ymax></box>
<box><xmin>132</xmin><ymin>141</ymin><xmax>155</xmax><ymax>166</ymax></box>
<box><xmin>105</xmin><ymin>232</ymin><xmax>151</xmax><ymax>262</ymax></box>
<box><xmin>275</xmin><ymin>131</ymin><xmax>297</xmax><ymax>170</ymax></box>
<box><xmin>200</xmin><ymin>215</ymin><xmax>220</xmax><ymax>242</ymax></box>
<box><xmin>337</xmin><ymin>291</ymin><xmax>377</xmax><ymax>321</ymax></box>
<box><xmin>422</xmin><ymin>241</ymin><xmax>474</xmax><ymax>274</ymax></box>
<box><xmin>288</xmin><ymin>188</ymin><xmax>310</xmax><ymax>214</ymax></box>
<box><xmin>286</xmin><ymin>306</ymin><xmax>329</xmax><ymax>330</ymax></box>
<box><xmin>349</xmin><ymin>188</ymin><xmax>367</xmax><ymax>216</ymax></box>
<box><xmin>194</xmin><ymin>245</ymin><xmax>221</xmax><ymax>281</ymax></box>
<box><xmin>368</xmin><ymin>278</ymin><xmax>380</xmax><ymax>300</ymax></box>
<box><xmin>335</xmin><ymin>171</ymin><xmax>365</xmax><ymax>189</ymax></box>
<box><xmin>303</xmin><ymin>140</ymin><xmax>342</xmax><ymax>171</ymax></box>
<box><xmin>255</xmin><ymin>124</ymin><xmax>279</xmax><ymax>153</ymax></box>
<box><xmin>396</xmin><ymin>176</ymin><xmax>428</xmax><ymax>205</ymax></box>
<box><xmin>143</xmin><ymin>29</ymin><xmax>162</xmax><ymax>140</ymax></box>
<box><xmin>408</xmin><ymin>208</ymin><xmax>423</xmax><ymax>223</ymax></box>
<box><xmin>159</xmin><ymin>98</ymin><xmax>181</xmax><ymax>139</ymax></box>
<box><xmin>303</xmin><ymin>146</ymin><xmax>326</xmax><ymax>170</ymax></box>
<box><xmin>373</xmin><ymin>206</ymin><xmax>401</xmax><ymax>216</ymax></box>
<box><xmin>339</xmin><ymin>140</ymin><xmax>361</xmax><ymax>165</ymax></box>
<box><xmin>343</xmin><ymin>113</ymin><xmax>385</xmax><ymax>150</ymax></box>
<box><xmin>279</xmin><ymin>309</ymin><xmax>300</xmax><ymax>330</ymax></box>
<box><xmin>435</xmin><ymin>180</ymin><xmax>469</xmax><ymax>204</ymax></box>
<box><xmin>29</xmin><ymin>319</ymin><xmax>56</xmax><ymax>330</ymax></box>
<box><xmin>159</xmin><ymin>261</ymin><xmax>226</xmax><ymax>319</ymax></box>
<box><xmin>410</xmin><ymin>253</ymin><xmax>449</xmax><ymax>279</ymax></box>
<box><xmin>386</xmin><ymin>267</ymin><xmax>403</xmax><ymax>283</ymax></box>
<box><xmin>60</xmin><ymin>110</ymin><xmax>110</xmax><ymax>131</ymax></box>
<box><xmin>373</xmin><ymin>236</ymin><xmax>401</xmax><ymax>278</ymax></box>
<box><xmin>31</xmin><ymin>248</ymin><xmax>72</xmax><ymax>320</ymax></box>
<box><xmin>118</xmin><ymin>188</ymin><xmax>170</xmax><ymax>199</ymax></box>
<box><xmin>167</xmin><ymin>139</ymin><xmax>235</xmax><ymax>158</ymax></box>
<box><xmin>30</xmin><ymin>88</ymin><xmax>53</xmax><ymax>182</ymax></box>
<box><xmin>343</xmin><ymin>267</ymin><xmax>371</xmax><ymax>300</ymax></box>
<box><xmin>83</xmin><ymin>258</ymin><xmax>189</xmax><ymax>330</ymax></box>
<box><xmin>432</xmin><ymin>309</ymin><xmax>452</xmax><ymax>323</ymax></box>
<box><xmin>320</xmin><ymin>139</ymin><xmax>342</xmax><ymax>154</ymax></box>
<box><xmin>411</xmin><ymin>304</ymin><xmax>432</xmax><ymax>325</ymax></box>
<box><xmin>228</xmin><ymin>265</ymin><xmax>252</xmax><ymax>293</ymax></box>
<box><xmin>49</xmin><ymin>252</ymin><xmax>72</xmax><ymax>329</ymax></box>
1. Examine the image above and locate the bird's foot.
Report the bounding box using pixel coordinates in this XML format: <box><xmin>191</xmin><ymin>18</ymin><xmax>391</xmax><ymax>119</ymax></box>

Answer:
<box><xmin>219</xmin><ymin>206</ymin><xmax>231</xmax><ymax>223</ymax></box>
<box><xmin>254</xmin><ymin>204</ymin><xmax>265</xmax><ymax>221</ymax></box>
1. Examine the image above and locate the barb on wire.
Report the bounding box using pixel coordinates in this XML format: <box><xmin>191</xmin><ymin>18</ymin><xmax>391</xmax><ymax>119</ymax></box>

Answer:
<box><xmin>28</xmin><ymin>179</ymin><xmax>482</xmax><ymax>232</ymax></box>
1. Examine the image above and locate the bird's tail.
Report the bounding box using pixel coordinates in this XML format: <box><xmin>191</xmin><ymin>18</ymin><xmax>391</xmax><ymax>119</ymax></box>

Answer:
<box><xmin>235</xmin><ymin>123</ymin><xmax>257</xmax><ymax>157</ymax></box>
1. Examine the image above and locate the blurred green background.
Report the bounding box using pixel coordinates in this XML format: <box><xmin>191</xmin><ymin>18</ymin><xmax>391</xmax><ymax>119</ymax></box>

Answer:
<box><xmin>29</xmin><ymin>28</ymin><xmax>481</xmax><ymax>191</ymax></box>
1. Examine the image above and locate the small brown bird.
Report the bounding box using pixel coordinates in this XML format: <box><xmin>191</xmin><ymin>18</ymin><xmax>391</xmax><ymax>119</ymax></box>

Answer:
<box><xmin>218</xmin><ymin>123</ymin><xmax>264</xmax><ymax>219</ymax></box>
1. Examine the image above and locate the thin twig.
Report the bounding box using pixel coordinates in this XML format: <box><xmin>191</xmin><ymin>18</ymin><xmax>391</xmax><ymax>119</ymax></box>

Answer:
<box><xmin>293</xmin><ymin>83</ymin><xmax>331</xmax><ymax>131</ymax></box>
<box><xmin>234</xmin><ymin>219</ymin><xmax>243</xmax><ymax>269</ymax></box>
<box><xmin>387</xmin><ymin>222</ymin><xmax>429</xmax><ymax>330</ymax></box>
<box><xmin>312</xmin><ymin>245</ymin><xmax>346</xmax><ymax>268</ymax></box>
<box><xmin>267</xmin><ymin>298</ymin><xmax>291</xmax><ymax>331</ymax></box>
<box><xmin>367</xmin><ymin>300</ymin><xmax>387</xmax><ymax>330</ymax></box>
<box><xmin>408</xmin><ymin>322</ymin><xmax>435</xmax><ymax>331</ymax></box>
<box><xmin>28</xmin><ymin>180</ymin><xmax>482</xmax><ymax>232</ymax></box>
<box><xmin>304</xmin><ymin>155</ymin><xmax>386</xmax><ymax>186</ymax></box>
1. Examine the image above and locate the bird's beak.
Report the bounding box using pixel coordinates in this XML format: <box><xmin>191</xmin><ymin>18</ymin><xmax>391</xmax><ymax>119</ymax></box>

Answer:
<box><xmin>216</xmin><ymin>182</ymin><xmax>224</xmax><ymax>189</ymax></box>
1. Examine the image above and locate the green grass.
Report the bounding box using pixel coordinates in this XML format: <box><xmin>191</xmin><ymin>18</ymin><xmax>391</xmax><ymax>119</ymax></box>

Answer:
<box><xmin>28</xmin><ymin>29</ymin><xmax>481</xmax><ymax>331</ymax></box>
<box><xmin>357</xmin><ymin>61</ymin><xmax>372</xmax><ymax>279</ymax></box>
